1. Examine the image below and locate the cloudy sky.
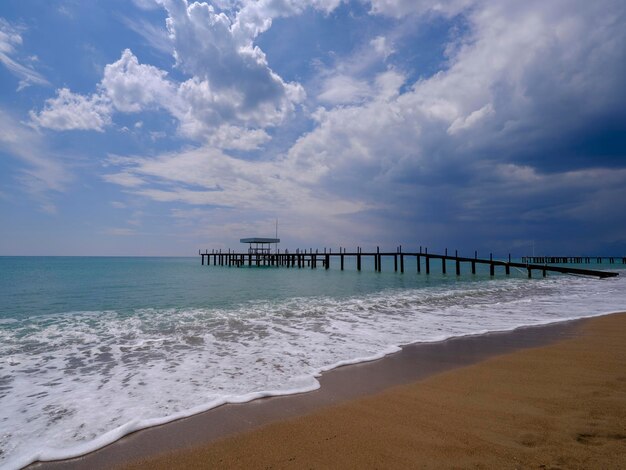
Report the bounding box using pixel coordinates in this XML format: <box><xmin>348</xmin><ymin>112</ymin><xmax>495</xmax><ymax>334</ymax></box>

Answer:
<box><xmin>1</xmin><ymin>0</ymin><xmax>625</xmax><ymax>256</ymax></box>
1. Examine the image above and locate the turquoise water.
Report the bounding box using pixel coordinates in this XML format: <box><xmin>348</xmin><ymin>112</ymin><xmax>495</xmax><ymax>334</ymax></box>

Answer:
<box><xmin>0</xmin><ymin>256</ymin><xmax>624</xmax><ymax>469</ymax></box>
<box><xmin>0</xmin><ymin>255</ymin><xmax>509</xmax><ymax>319</ymax></box>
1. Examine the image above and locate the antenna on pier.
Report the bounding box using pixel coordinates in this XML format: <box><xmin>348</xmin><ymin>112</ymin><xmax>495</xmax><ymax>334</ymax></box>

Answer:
<box><xmin>275</xmin><ymin>219</ymin><xmax>279</xmax><ymax>254</ymax></box>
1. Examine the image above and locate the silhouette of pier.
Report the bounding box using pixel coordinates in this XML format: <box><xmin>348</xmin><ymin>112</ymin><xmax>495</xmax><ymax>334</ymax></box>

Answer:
<box><xmin>199</xmin><ymin>246</ymin><xmax>620</xmax><ymax>279</ymax></box>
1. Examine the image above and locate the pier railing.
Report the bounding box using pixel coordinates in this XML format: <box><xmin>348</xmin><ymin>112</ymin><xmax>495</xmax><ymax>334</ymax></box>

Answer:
<box><xmin>199</xmin><ymin>247</ymin><xmax>621</xmax><ymax>279</ymax></box>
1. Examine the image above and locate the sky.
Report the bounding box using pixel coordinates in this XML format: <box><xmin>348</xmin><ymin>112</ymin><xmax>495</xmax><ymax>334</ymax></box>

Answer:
<box><xmin>1</xmin><ymin>0</ymin><xmax>625</xmax><ymax>256</ymax></box>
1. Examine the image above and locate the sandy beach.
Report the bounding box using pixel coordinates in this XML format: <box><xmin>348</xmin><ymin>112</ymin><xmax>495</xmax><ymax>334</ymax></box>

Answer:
<box><xmin>119</xmin><ymin>312</ymin><xmax>625</xmax><ymax>469</ymax></box>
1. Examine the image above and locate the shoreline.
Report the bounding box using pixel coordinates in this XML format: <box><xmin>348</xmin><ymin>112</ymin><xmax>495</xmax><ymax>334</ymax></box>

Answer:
<box><xmin>27</xmin><ymin>312</ymin><xmax>615</xmax><ymax>470</ymax></box>
<box><xmin>141</xmin><ymin>309</ymin><xmax>625</xmax><ymax>469</ymax></box>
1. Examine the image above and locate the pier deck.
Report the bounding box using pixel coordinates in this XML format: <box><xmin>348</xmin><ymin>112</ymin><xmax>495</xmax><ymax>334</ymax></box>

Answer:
<box><xmin>199</xmin><ymin>247</ymin><xmax>621</xmax><ymax>279</ymax></box>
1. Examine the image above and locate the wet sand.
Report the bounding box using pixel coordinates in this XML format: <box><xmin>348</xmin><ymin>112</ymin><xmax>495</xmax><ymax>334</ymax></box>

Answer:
<box><xmin>31</xmin><ymin>313</ymin><xmax>626</xmax><ymax>469</ymax></box>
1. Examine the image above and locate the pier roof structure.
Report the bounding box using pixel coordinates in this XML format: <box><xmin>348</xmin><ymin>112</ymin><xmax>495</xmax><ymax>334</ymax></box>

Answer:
<box><xmin>240</xmin><ymin>238</ymin><xmax>280</xmax><ymax>244</ymax></box>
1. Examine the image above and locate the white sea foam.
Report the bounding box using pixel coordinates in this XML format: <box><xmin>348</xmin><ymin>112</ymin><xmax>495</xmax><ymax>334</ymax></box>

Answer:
<box><xmin>0</xmin><ymin>271</ymin><xmax>625</xmax><ymax>469</ymax></box>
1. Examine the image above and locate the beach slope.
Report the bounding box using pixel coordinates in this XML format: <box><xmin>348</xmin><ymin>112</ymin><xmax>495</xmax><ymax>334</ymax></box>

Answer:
<box><xmin>125</xmin><ymin>312</ymin><xmax>626</xmax><ymax>469</ymax></box>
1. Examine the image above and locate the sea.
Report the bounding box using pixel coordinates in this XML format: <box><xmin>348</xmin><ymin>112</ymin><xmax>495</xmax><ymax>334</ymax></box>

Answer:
<box><xmin>0</xmin><ymin>255</ymin><xmax>624</xmax><ymax>469</ymax></box>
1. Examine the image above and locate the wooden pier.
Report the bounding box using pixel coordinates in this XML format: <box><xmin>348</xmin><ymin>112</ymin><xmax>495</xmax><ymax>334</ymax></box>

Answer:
<box><xmin>199</xmin><ymin>246</ymin><xmax>620</xmax><ymax>279</ymax></box>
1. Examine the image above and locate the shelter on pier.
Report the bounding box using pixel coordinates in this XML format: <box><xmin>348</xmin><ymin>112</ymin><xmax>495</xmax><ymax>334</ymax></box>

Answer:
<box><xmin>240</xmin><ymin>237</ymin><xmax>280</xmax><ymax>255</ymax></box>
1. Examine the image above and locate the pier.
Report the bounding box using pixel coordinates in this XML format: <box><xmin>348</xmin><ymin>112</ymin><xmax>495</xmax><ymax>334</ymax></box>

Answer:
<box><xmin>199</xmin><ymin>245</ymin><xmax>620</xmax><ymax>279</ymax></box>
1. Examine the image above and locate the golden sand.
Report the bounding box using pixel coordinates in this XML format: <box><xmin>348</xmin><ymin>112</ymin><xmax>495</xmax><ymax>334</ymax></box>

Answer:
<box><xmin>124</xmin><ymin>313</ymin><xmax>626</xmax><ymax>469</ymax></box>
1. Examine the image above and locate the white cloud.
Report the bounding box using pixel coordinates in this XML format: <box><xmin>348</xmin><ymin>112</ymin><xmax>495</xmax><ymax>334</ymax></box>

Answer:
<box><xmin>230</xmin><ymin>0</ymin><xmax>342</xmax><ymax>43</ymax></box>
<box><xmin>102</xmin><ymin>49</ymin><xmax>177</xmax><ymax>113</ymax></box>
<box><xmin>103</xmin><ymin>143</ymin><xmax>376</xmax><ymax>245</ymax></box>
<box><xmin>205</xmin><ymin>125</ymin><xmax>271</xmax><ymax>151</ymax></box>
<box><xmin>160</xmin><ymin>0</ymin><xmax>306</xmax><ymax>125</ymax></box>
<box><xmin>103</xmin><ymin>144</ymin><xmax>370</xmax><ymax>215</ymax></box>
<box><xmin>447</xmin><ymin>103</ymin><xmax>493</xmax><ymax>135</ymax></box>
<box><xmin>318</xmin><ymin>75</ymin><xmax>373</xmax><ymax>104</ymax></box>
<box><xmin>29</xmin><ymin>88</ymin><xmax>112</xmax><ymax>131</ymax></box>
<box><xmin>312</xmin><ymin>29</ymin><xmax>400</xmax><ymax>107</ymax></box>
<box><xmin>0</xmin><ymin>108</ymin><xmax>71</xmax><ymax>212</ymax></box>
<box><xmin>32</xmin><ymin>0</ymin><xmax>336</xmax><ymax>147</ymax></box>
<box><xmin>131</xmin><ymin>0</ymin><xmax>162</xmax><ymax>11</ymax></box>
<box><xmin>102</xmin><ymin>171</ymin><xmax>146</xmax><ymax>188</ymax></box>
<box><xmin>30</xmin><ymin>49</ymin><xmax>178</xmax><ymax>133</ymax></box>
<box><xmin>370</xmin><ymin>35</ymin><xmax>394</xmax><ymax>59</ymax></box>
<box><xmin>366</xmin><ymin>0</ymin><xmax>473</xmax><ymax>18</ymax></box>
<box><xmin>121</xmin><ymin>16</ymin><xmax>173</xmax><ymax>55</ymax></box>
<box><xmin>292</xmin><ymin>0</ymin><xmax>626</xmax><ymax>185</ymax></box>
<box><xmin>0</xmin><ymin>18</ymin><xmax>49</xmax><ymax>90</ymax></box>
<box><xmin>28</xmin><ymin>47</ymin><xmax>282</xmax><ymax>146</ymax></box>
<box><xmin>106</xmin><ymin>227</ymin><xmax>137</xmax><ymax>236</ymax></box>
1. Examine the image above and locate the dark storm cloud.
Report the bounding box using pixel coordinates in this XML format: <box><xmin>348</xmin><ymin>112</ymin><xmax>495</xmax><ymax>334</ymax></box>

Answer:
<box><xmin>281</xmin><ymin>0</ymin><xmax>626</xmax><ymax>252</ymax></box>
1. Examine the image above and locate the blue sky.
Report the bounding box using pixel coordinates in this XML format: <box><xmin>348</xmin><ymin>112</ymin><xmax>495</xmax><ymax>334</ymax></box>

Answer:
<box><xmin>1</xmin><ymin>0</ymin><xmax>625</xmax><ymax>256</ymax></box>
